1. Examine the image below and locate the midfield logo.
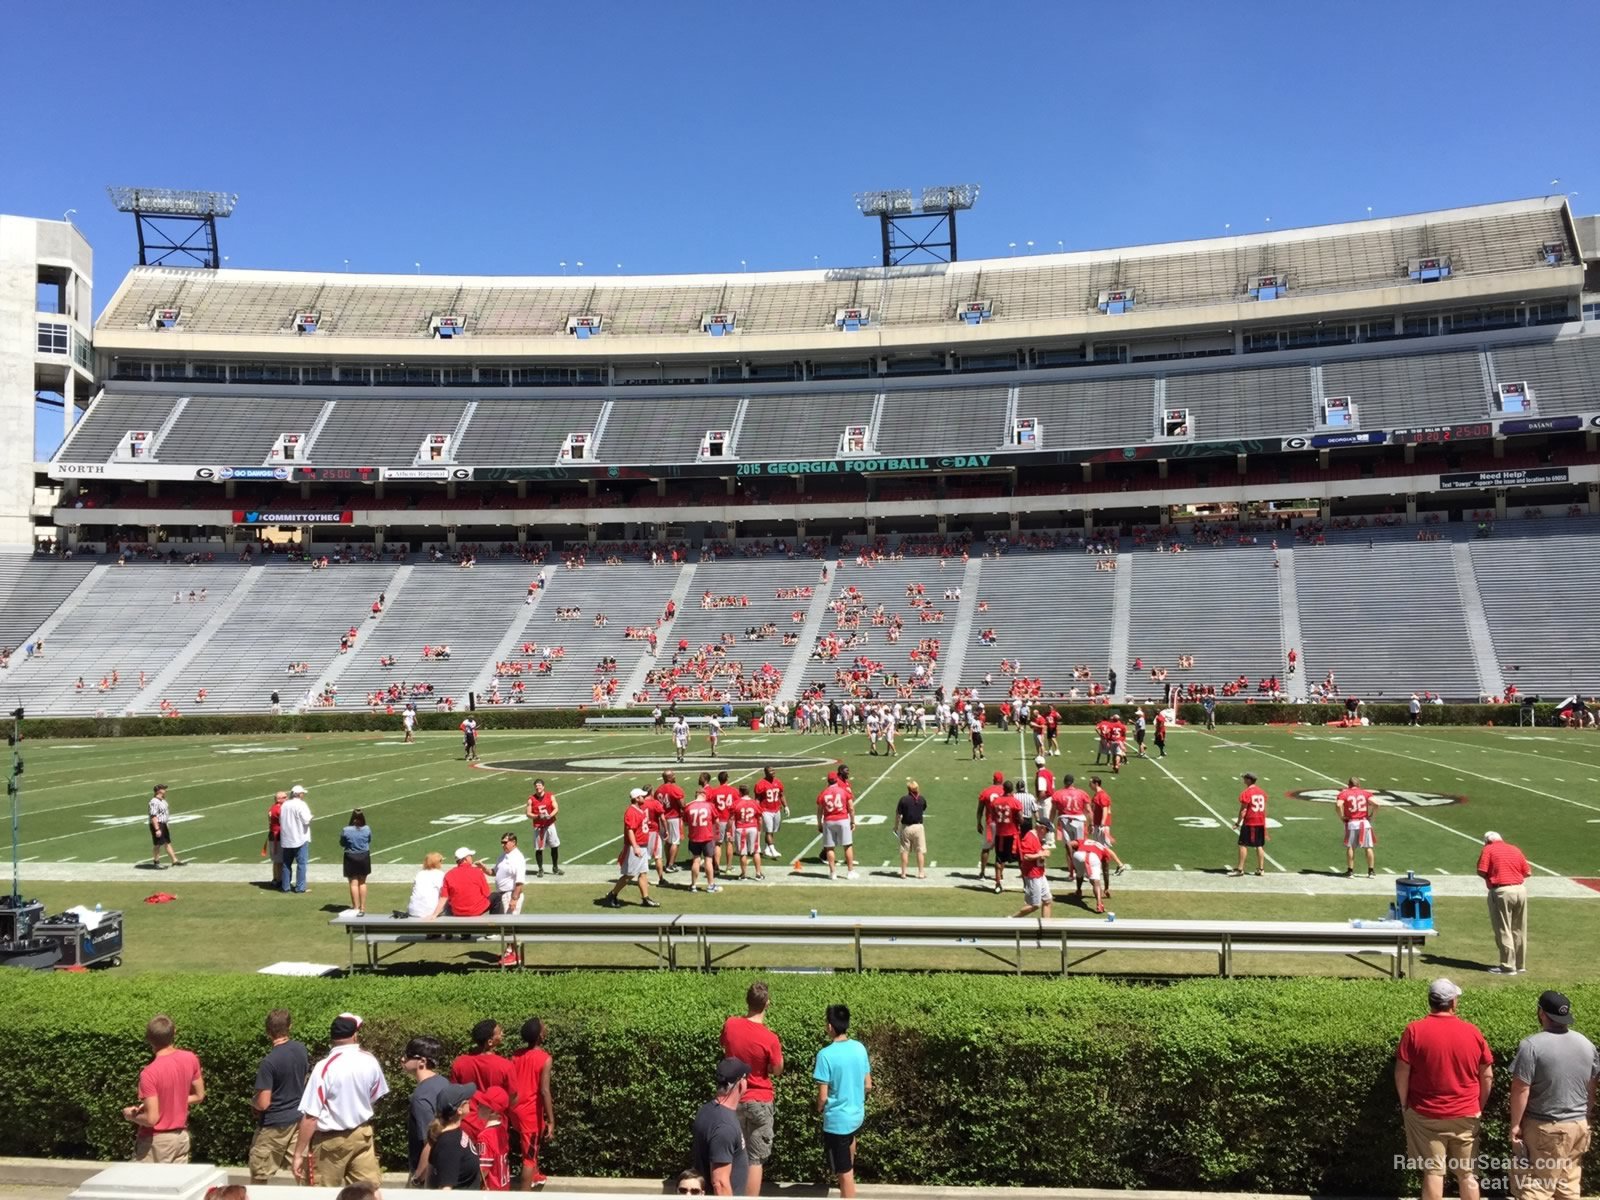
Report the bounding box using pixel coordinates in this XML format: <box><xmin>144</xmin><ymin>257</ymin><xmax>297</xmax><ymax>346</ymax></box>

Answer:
<box><xmin>1288</xmin><ymin>788</ymin><xmax>1465</xmax><ymax>808</ymax></box>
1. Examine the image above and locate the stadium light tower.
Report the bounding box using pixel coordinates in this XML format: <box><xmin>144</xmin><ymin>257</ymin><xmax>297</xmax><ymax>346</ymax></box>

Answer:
<box><xmin>107</xmin><ymin>186</ymin><xmax>237</xmax><ymax>269</ymax></box>
<box><xmin>854</xmin><ymin>183</ymin><xmax>981</xmax><ymax>267</ymax></box>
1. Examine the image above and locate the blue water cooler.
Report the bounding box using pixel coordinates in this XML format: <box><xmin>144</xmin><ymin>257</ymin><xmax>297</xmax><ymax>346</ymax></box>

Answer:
<box><xmin>1391</xmin><ymin>872</ymin><xmax>1434</xmax><ymax>930</ymax></box>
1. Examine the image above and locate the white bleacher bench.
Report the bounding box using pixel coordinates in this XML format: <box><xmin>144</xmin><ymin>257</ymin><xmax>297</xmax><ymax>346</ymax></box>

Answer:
<box><xmin>333</xmin><ymin>913</ymin><xmax>1431</xmax><ymax>978</ymax></box>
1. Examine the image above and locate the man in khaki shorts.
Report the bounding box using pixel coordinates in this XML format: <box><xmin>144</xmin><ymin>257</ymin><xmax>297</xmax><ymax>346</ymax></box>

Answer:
<box><xmin>248</xmin><ymin>1008</ymin><xmax>308</xmax><ymax>1183</ymax></box>
<box><xmin>894</xmin><ymin>780</ymin><xmax>928</xmax><ymax>879</ymax></box>
<box><xmin>123</xmin><ymin>1014</ymin><xmax>204</xmax><ymax>1164</ymax></box>
<box><xmin>1509</xmin><ymin>991</ymin><xmax>1598</xmax><ymax>1200</ymax></box>
<box><xmin>292</xmin><ymin>1013</ymin><xmax>389</xmax><ymax>1188</ymax></box>
<box><xmin>1395</xmin><ymin>979</ymin><xmax>1494</xmax><ymax>1200</ymax></box>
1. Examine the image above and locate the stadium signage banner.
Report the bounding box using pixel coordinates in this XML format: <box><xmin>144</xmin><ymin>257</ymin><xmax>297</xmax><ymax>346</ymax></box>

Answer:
<box><xmin>232</xmin><ymin>509</ymin><xmax>354</xmax><ymax>525</ymax></box>
<box><xmin>213</xmin><ymin>466</ymin><xmax>290</xmax><ymax>481</ymax></box>
<box><xmin>1497</xmin><ymin>415</ymin><xmax>1584</xmax><ymax>436</ymax></box>
<box><xmin>1280</xmin><ymin>431</ymin><xmax>1388</xmax><ymax>451</ymax></box>
<box><xmin>48</xmin><ymin>463</ymin><xmax>204</xmax><ymax>481</ymax></box>
<box><xmin>736</xmin><ymin>454</ymin><xmax>990</xmax><ymax>477</ymax></box>
<box><xmin>383</xmin><ymin>467</ymin><xmax>466</xmax><ymax>481</ymax></box>
<box><xmin>1438</xmin><ymin>467</ymin><xmax>1569</xmax><ymax>490</ymax></box>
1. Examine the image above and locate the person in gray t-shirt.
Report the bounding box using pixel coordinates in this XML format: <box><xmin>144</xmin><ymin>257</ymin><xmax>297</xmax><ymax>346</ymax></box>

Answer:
<box><xmin>1508</xmin><ymin>991</ymin><xmax>1599</xmax><ymax>1200</ymax></box>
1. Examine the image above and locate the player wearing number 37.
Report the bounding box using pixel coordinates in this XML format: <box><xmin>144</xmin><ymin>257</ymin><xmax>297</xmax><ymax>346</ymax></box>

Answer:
<box><xmin>1229</xmin><ymin>772</ymin><xmax>1269</xmax><ymax>877</ymax></box>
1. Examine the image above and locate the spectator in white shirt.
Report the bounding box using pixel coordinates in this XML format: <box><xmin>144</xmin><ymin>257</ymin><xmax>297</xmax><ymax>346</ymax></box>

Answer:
<box><xmin>278</xmin><ymin>786</ymin><xmax>313</xmax><ymax>894</ymax></box>
<box><xmin>407</xmin><ymin>852</ymin><xmax>447</xmax><ymax>918</ymax></box>
<box><xmin>492</xmin><ymin>833</ymin><xmax>527</xmax><ymax>967</ymax></box>
<box><xmin>291</xmin><ymin>1013</ymin><xmax>389</xmax><ymax>1189</ymax></box>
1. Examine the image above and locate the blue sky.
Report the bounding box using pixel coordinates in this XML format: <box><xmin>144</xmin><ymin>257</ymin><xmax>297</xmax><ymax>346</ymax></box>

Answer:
<box><xmin>5</xmin><ymin>2</ymin><xmax>1594</xmax><ymax>453</ymax></box>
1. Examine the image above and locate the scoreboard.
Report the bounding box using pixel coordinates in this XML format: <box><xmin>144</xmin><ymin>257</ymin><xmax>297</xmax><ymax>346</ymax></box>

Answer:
<box><xmin>1387</xmin><ymin>422</ymin><xmax>1494</xmax><ymax>445</ymax></box>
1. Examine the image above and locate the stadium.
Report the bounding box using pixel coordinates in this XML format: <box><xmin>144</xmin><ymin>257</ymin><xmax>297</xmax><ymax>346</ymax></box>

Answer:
<box><xmin>2</xmin><ymin>127</ymin><xmax>1600</xmax><ymax>1200</ymax></box>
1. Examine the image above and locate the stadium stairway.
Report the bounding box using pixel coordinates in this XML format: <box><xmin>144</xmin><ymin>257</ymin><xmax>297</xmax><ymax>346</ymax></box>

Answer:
<box><xmin>510</xmin><ymin>565</ymin><xmax>677</xmax><ymax>708</ymax></box>
<box><xmin>938</xmin><ymin>556</ymin><xmax>983</xmax><ymax>689</ymax></box>
<box><xmin>1471</xmin><ymin>532</ymin><xmax>1600</xmax><ymax>696</ymax></box>
<box><xmin>150</xmin><ymin>563</ymin><xmax>401</xmax><ymax>715</ymax></box>
<box><xmin>0</xmin><ymin>556</ymin><xmax>99</xmax><ymax>654</ymax></box>
<box><xmin>470</xmin><ymin>575</ymin><xmax>551</xmax><ymax>700</ymax></box>
<box><xmin>1108</xmin><ymin>553</ymin><xmax>1133</xmax><ymax>700</ymax></box>
<box><xmin>1276</xmin><ymin>550</ymin><xmax>1309</xmax><ymax>702</ymax></box>
<box><xmin>775</xmin><ymin>568</ymin><xmax>839</xmax><ymax>706</ymax></box>
<box><xmin>0</xmin><ymin>564</ymin><xmax>253</xmax><ymax>716</ymax></box>
<box><xmin>131</xmin><ymin>567</ymin><xmax>265</xmax><ymax>714</ymax></box>
<box><xmin>951</xmin><ymin>553</ymin><xmax>1117</xmax><ymax>699</ymax></box>
<box><xmin>1450</xmin><ymin>543</ymin><xmax>1506</xmax><ymax>700</ymax></box>
<box><xmin>1295</xmin><ymin>543</ymin><xmax>1481</xmax><ymax>699</ymax></box>
<box><xmin>300</xmin><ymin>564</ymin><xmax>412</xmax><ymax>709</ymax></box>
<box><xmin>326</xmin><ymin>565</ymin><xmax>523</xmax><ymax>709</ymax></box>
<box><xmin>1126</xmin><ymin>548</ymin><xmax>1284</xmax><ymax>703</ymax></box>
<box><xmin>618</xmin><ymin>563</ymin><xmax>697</xmax><ymax>705</ymax></box>
<box><xmin>1</xmin><ymin>560</ymin><xmax>105</xmax><ymax>658</ymax></box>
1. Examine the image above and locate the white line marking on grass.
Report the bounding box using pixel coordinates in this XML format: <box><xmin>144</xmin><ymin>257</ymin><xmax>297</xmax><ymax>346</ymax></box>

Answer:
<box><xmin>1149</xmin><ymin>757</ymin><xmax>1286</xmax><ymax>872</ymax></box>
<box><xmin>1345</xmin><ymin>739</ymin><xmax>1600</xmax><ymax>814</ymax></box>
<box><xmin>791</xmin><ymin>734</ymin><xmax>935</xmax><ymax>866</ymax></box>
<box><xmin>1233</xmin><ymin>741</ymin><xmax>1562</xmax><ymax>876</ymax></box>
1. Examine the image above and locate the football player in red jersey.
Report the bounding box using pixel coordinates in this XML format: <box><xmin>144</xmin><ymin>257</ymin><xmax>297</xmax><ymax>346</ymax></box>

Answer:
<box><xmin>1050</xmin><ymin>773</ymin><xmax>1091</xmax><ymax>865</ymax></box>
<box><xmin>1230</xmin><ymin>771</ymin><xmax>1270</xmax><ymax>876</ymax></box>
<box><xmin>1107</xmin><ymin>715</ymin><xmax>1129</xmax><ymax>774</ymax></box>
<box><xmin>975</xmin><ymin>770</ymin><xmax>1005</xmax><ymax>876</ymax></box>
<box><xmin>601</xmin><ymin>788</ymin><xmax>659</xmax><ymax>908</ymax></box>
<box><xmin>641</xmin><ymin>786</ymin><xmax>669</xmax><ymax>886</ymax></box>
<box><xmin>525</xmin><ymin>780</ymin><xmax>561</xmax><ymax>877</ymax></box>
<box><xmin>684</xmin><ymin>789</ymin><xmax>721</xmax><ymax>893</ymax></box>
<box><xmin>655</xmin><ymin>770</ymin><xmax>686</xmax><ymax>874</ymax></box>
<box><xmin>1337</xmin><ymin>775</ymin><xmax>1377</xmax><ymax>877</ymax></box>
<box><xmin>752</xmin><ymin>766</ymin><xmax>789</xmax><ymax>860</ymax></box>
<box><xmin>731</xmin><ymin>786</ymin><xmax>765</xmax><ymax>881</ymax></box>
<box><xmin>1069</xmin><ymin>836</ymin><xmax>1125</xmax><ymax>913</ymax></box>
<box><xmin>1152</xmin><ymin>710</ymin><xmax>1168</xmax><ymax>758</ymax></box>
<box><xmin>1046</xmin><ymin>706</ymin><xmax>1062</xmax><ymax>756</ymax></box>
<box><xmin>989</xmin><ymin>781</ymin><xmax>1024</xmax><ymax>895</ymax></box>
<box><xmin>708</xmin><ymin>770</ymin><xmax>738</xmax><ymax>871</ymax></box>
<box><xmin>816</xmin><ymin>773</ymin><xmax>857</xmax><ymax>880</ymax></box>
<box><xmin>1094</xmin><ymin>717</ymin><xmax>1113</xmax><ymax>765</ymax></box>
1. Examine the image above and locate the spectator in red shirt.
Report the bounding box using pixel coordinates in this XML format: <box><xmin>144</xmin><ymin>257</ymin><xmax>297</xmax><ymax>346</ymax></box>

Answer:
<box><xmin>720</xmin><ymin>981</ymin><xmax>785</xmax><ymax>1195</ymax></box>
<box><xmin>1012</xmin><ymin>818</ymin><xmax>1052</xmax><ymax>918</ymax></box>
<box><xmin>434</xmin><ymin>847</ymin><xmax>491</xmax><ymax>918</ymax></box>
<box><xmin>1395</xmin><ymin>979</ymin><xmax>1494</xmax><ymax>1200</ymax></box>
<box><xmin>451</xmin><ymin>1019</ymin><xmax>514</xmax><ymax>1125</ymax></box>
<box><xmin>123</xmin><ymin>1014</ymin><xmax>206</xmax><ymax>1163</ymax></box>
<box><xmin>1477</xmin><ymin>831</ymin><xmax>1532</xmax><ymax>974</ymax></box>
<box><xmin>265</xmin><ymin>791</ymin><xmax>286</xmax><ymax>889</ymax></box>
<box><xmin>509</xmin><ymin>1018</ymin><xmax>555</xmax><ymax>1191</ymax></box>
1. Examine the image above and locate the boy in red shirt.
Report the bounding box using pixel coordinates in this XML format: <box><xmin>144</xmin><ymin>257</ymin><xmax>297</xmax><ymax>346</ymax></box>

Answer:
<box><xmin>720</xmin><ymin>981</ymin><xmax>784</xmax><ymax>1195</ymax></box>
<box><xmin>509</xmin><ymin>1019</ymin><xmax>554</xmax><ymax>1191</ymax></box>
<box><xmin>1230</xmin><ymin>772</ymin><xmax>1269</xmax><ymax>877</ymax></box>
<box><xmin>123</xmin><ymin>1014</ymin><xmax>205</xmax><ymax>1163</ymax></box>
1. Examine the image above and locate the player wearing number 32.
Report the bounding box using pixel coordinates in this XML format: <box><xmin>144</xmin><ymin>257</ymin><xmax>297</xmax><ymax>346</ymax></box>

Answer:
<box><xmin>1230</xmin><ymin>772</ymin><xmax>1269</xmax><ymax>877</ymax></box>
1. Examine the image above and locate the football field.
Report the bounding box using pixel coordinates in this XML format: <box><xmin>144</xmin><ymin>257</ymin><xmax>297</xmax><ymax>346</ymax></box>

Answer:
<box><xmin>15</xmin><ymin>720</ymin><xmax>1600</xmax><ymax>883</ymax></box>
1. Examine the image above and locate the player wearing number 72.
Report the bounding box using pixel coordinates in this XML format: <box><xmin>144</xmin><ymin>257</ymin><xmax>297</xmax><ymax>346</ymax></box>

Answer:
<box><xmin>1229</xmin><ymin>772</ymin><xmax>1270</xmax><ymax>877</ymax></box>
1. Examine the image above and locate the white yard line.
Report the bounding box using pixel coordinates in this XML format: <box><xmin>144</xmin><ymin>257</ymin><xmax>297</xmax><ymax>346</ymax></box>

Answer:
<box><xmin>1384</xmin><ymin>734</ymin><xmax>1600</xmax><ymax>812</ymax></box>
<box><xmin>789</xmin><ymin>732</ymin><xmax>934</xmax><ymax>866</ymax></box>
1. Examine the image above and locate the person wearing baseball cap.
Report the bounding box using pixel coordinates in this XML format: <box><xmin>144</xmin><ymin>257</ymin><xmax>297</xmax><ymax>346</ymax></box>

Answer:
<box><xmin>292</xmin><ymin>1013</ymin><xmax>389</xmax><ymax>1189</ymax></box>
<box><xmin>601</xmin><ymin>788</ymin><xmax>660</xmax><ymax>909</ymax></box>
<box><xmin>433</xmin><ymin>847</ymin><xmax>490</xmax><ymax>918</ymax></box>
<box><xmin>278</xmin><ymin>785</ymin><xmax>313</xmax><ymax>894</ymax></box>
<box><xmin>689</xmin><ymin>1057</ymin><xmax>750</xmax><ymax>1196</ymax></box>
<box><xmin>1508</xmin><ymin>991</ymin><xmax>1598</xmax><ymax>1200</ymax></box>
<box><xmin>1477</xmin><ymin>831</ymin><xmax>1532</xmax><ymax>974</ymax></box>
<box><xmin>423</xmin><ymin>1082</ymin><xmax>482</xmax><ymax>1189</ymax></box>
<box><xmin>1395</xmin><ymin>979</ymin><xmax>1494</xmax><ymax>1200</ymax></box>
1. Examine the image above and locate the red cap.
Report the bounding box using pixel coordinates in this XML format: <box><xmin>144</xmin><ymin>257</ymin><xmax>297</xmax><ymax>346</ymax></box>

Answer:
<box><xmin>993</xmin><ymin>771</ymin><xmax>1004</xmax><ymax>783</ymax></box>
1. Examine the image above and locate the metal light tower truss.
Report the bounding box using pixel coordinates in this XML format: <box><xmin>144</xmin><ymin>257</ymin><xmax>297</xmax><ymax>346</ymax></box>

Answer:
<box><xmin>854</xmin><ymin>183</ymin><xmax>981</xmax><ymax>267</ymax></box>
<box><xmin>107</xmin><ymin>186</ymin><xmax>239</xmax><ymax>269</ymax></box>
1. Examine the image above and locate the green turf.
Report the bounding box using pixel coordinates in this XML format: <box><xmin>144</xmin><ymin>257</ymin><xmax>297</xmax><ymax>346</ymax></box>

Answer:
<box><xmin>17</xmin><ymin>722</ymin><xmax>1600</xmax><ymax>878</ymax></box>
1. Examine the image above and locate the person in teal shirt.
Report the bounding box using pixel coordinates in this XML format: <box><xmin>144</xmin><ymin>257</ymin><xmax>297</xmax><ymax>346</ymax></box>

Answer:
<box><xmin>813</xmin><ymin>1004</ymin><xmax>872</xmax><ymax>1198</ymax></box>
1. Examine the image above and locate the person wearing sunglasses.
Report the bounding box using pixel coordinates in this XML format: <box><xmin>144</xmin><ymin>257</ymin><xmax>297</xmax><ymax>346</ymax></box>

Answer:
<box><xmin>690</xmin><ymin>1058</ymin><xmax>750</xmax><ymax>1195</ymax></box>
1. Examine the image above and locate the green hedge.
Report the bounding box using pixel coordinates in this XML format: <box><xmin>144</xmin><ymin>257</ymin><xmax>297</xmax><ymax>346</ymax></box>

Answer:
<box><xmin>16</xmin><ymin>702</ymin><xmax>1558</xmax><ymax>740</ymax></box>
<box><xmin>0</xmin><ymin>972</ymin><xmax>1591</xmax><ymax>1193</ymax></box>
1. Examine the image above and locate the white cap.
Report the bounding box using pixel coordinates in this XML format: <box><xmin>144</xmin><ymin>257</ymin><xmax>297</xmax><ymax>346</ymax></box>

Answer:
<box><xmin>1483</xmin><ymin>831</ymin><xmax>1502</xmax><ymax>843</ymax></box>
<box><xmin>630</xmin><ymin>787</ymin><xmax>649</xmax><ymax>799</ymax></box>
<box><xmin>1035</xmin><ymin>755</ymin><xmax>1046</xmax><ymax>765</ymax></box>
<box><xmin>1428</xmin><ymin>978</ymin><xmax>1462</xmax><ymax>1005</ymax></box>
<box><xmin>454</xmin><ymin>846</ymin><xmax>475</xmax><ymax>860</ymax></box>
<box><xmin>289</xmin><ymin>785</ymin><xmax>307</xmax><ymax>795</ymax></box>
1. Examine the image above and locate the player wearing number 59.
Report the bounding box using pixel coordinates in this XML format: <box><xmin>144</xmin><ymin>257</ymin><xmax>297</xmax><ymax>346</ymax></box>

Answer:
<box><xmin>1230</xmin><ymin>772</ymin><xmax>1269</xmax><ymax>877</ymax></box>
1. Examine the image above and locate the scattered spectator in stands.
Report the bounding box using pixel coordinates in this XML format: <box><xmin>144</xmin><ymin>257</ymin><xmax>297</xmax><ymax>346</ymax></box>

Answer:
<box><xmin>249</xmin><ymin>1009</ymin><xmax>308</xmax><ymax>1184</ymax></box>
<box><xmin>270</xmin><ymin>689</ymin><xmax>281</xmax><ymax>716</ymax></box>
<box><xmin>148</xmin><ymin>783</ymin><xmax>186</xmax><ymax>870</ymax></box>
<box><xmin>124</xmin><ymin>1014</ymin><xmax>205</xmax><ymax>1164</ymax></box>
<box><xmin>1478</xmin><ymin>831</ymin><xmax>1531</xmax><ymax>974</ymax></box>
<box><xmin>814</xmin><ymin>1004</ymin><xmax>871</xmax><ymax>1199</ymax></box>
<box><xmin>435</xmin><ymin>847</ymin><xmax>491</xmax><ymax>918</ymax></box>
<box><xmin>1395</xmin><ymin>979</ymin><xmax>1493</xmax><ymax>1200</ymax></box>
<box><xmin>340</xmin><ymin>809</ymin><xmax>372</xmax><ymax>916</ymax></box>
<box><xmin>278</xmin><ymin>786</ymin><xmax>312</xmax><ymax>894</ymax></box>
<box><xmin>1507</xmin><ymin>990</ymin><xmax>1598</xmax><ymax>1200</ymax></box>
